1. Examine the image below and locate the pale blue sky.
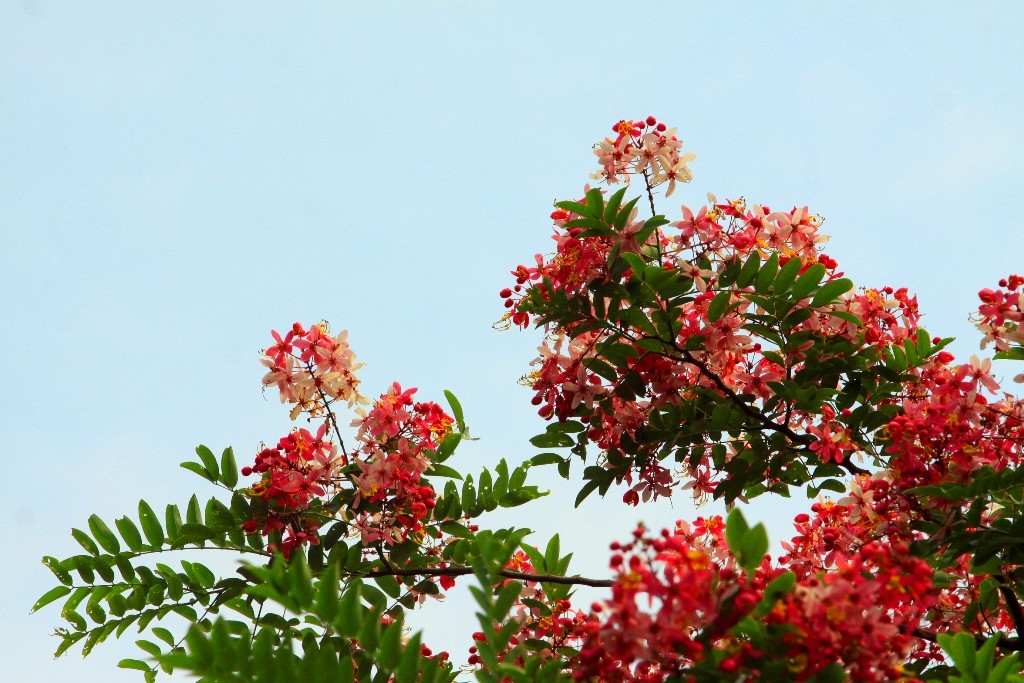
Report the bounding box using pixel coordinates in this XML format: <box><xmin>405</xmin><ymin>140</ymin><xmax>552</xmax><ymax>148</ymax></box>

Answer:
<box><xmin>3</xmin><ymin>3</ymin><xmax>1023</xmax><ymax>681</ymax></box>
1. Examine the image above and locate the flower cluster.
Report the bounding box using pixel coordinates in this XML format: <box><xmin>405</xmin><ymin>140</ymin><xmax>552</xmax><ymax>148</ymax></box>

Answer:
<box><xmin>260</xmin><ymin>321</ymin><xmax>366</xmax><ymax>419</ymax></box>
<box><xmin>468</xmin><ymin>551</ymin><xmax>586</xmax><ymax>671</ymax></box>
<box><xmin>592</xmin><ymin>116</ymin><xmax>696</xmax><ymax>197</ymax></box>
<box><xmin>768</xmin><ymin>541</ymin><xmax>935</xmax><ymax>681</ymax></box>
<box><xmin>571</xmin><ymin>518</ymin><xmax>933</xmax><ymax>682</ymax></box>
<box><xmin>771</xmin><ymin>338</ymin><xmax>1024</xmax><ymax>659</ymax></box>
<box><xmin>503</xmin><ymin>122</ymin><xmax>923</xmax><ymax>503</ymax></box>
<box><xmin>976</xmin><ymin>274</ymin><xmax>1024</xmax><ymax>366</ymax></box>
<box><xmin>241</xmin><ymin>423</ymin><xmax>340</xmax><ymax>557</ymax></box>
<box><xmin>349</xmin><ymin>382</ymin><xmax>453</xmax><ymax>546</ymax></box>
<box><xmin>497</xmin><ymin>119</ymin><xmax>1024</xmax><ymax>679</ymax></box>
<box><xmin>243</xmin><ymin>324</ymin><xmax>455</xmax><ymax>557</ymax></box>
<box><xmin>571</xmin><ymin>520</ymin><xmax>756</xmax><ymax>682</ymax></box>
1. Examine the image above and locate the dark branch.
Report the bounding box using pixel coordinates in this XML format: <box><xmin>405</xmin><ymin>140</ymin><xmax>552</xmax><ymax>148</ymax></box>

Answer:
<box><xmin>913</xmin><ymin>626</ymin><xmax>1024</xmax><ymax>652</ymax></box>
<box><xmin>996</xmin><ymin>573</ymin><xmax>1024</xmax><ymax>639</ymax></box>
<box><xmin>665</xmin><ymin>344</ymin><xmax>869</xmax><ymax>476</ymax></box>
<box><xmin>360</xmin><ymin>565</ymin><xmax>614</xmax><ymax>588</ymax></box>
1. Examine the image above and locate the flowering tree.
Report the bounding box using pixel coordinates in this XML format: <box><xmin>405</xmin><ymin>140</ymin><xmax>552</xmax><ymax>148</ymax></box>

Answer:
<box><xmin>35</xmin><ymin>117</ymin><xmax>1024</xmax><ymax>682</ymax></box>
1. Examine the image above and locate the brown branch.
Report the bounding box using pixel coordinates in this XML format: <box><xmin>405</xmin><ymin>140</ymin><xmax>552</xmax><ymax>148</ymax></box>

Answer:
<box><xmin>360</xmin><ymin>565</ymin><xmax>614</xmax><ymax>588</ymax></box>
<box><xmin>304</xmin><ymin>359</ymin><xmax>349</xmax><ymax>460</ymax></box>
<box><xmin>665</xmin><ymin>345</ymin><xmax>869</xmax><ymax>476</ymax></box>
<box><xmin>913</xmin><ymin>626</ymin><xmax>1024</xmax><ymax>652</ymax></box>
<box><xmin>996</xmin><ymin>573</ymin><xmax>1024</xmax><ymax>639</ymax></box>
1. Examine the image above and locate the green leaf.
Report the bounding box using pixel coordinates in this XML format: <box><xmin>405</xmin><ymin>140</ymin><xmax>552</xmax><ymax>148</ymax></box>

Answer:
<box><xmin>42</xmin><ymin>556</ymin><xmax>73</xmax><ymax>586</ymax></box>
<box><xmin>315</xmin><ymin>565</ymin><xmax>340</xmax><ymax>624</ymax></box>
<box><xmin>554</xmin><ymin>200</ymin><xmax>589</xmax><ymax>217</ymax></box>
<box><xmin>118</xmin><ymin>659</ymin><xmax>152</xmax><ymax>672</ymax></box>
<box><xmin>195</xmin><ymin>445</ymin><xmax>220</xmax><ymax>482</ymax></box>
<box><xmin>501</xmin><ymin>487</ymin><xmax>546</xmax><ymax>507</ymax></box>
<box><xmin>772</xmin><ymin>256</ymin><xmax>803</xmax><ymax>294</ymax></box>
<box><xmin>725</xmin><ymin>508</ymin><xmax>750</xmax><ymax>558</ymax></box>
<box><xmin>735</xmin><ymin>252</ymin><xmax>761</xmax><ymax>288</ymax></box>
<box><xmin>179</xmin><ymin>461</ymin><xmax>215</xmax><ymax>484</ymax></box>
<box><xmin>602</xmin><ymin>187</ymin><xmax>627</xmax><ymax>223</ymax></box>
<box><xmin>336</xmin><ymin>582</ymin><xmax>363</xmax><ymax>637</ymax></box>
<box><xmin>378</xmin><ymin>621</ymin><xmax>403</xmax><ymax>672</ymax></box>
<box><xmin>184</xmin><ymin>626</ymin><xmax>213</xmax><ymax>668</ymax></box>
<box><xmin>461</xmin><ymin>477</ymin><xmax>478</xmax><ymax>517</ymax></box>
<box><xmin>574</xmin><ymin>480</ymin><xmax>600</xmax><ymax>508</ymax></box>
<box><xmin>754</xmin><ymin>252</ymin><xmax>780</xmax><ymax>293</ymax></box>
<box><xmin>31</xmin><ymin>585</ymin><xmax>72</xmax><ymax>614</ymax></box>
<box><xmin>186</xmin><ymin>494</ymin><xmax>202</xmax><ymax>525</ymax></box>
<box><xmin>443</xmin><ymin>389</ymin><xmax>466</xmax><ymax>433</ymax></box>
<box><xmin>723</xmin><ymin>508</ymin><xmax>769</xmax><ymax>573</ymax></box>
<box><xmin>529</xmin><ymin>432</ymin><xmax>573</xmax><ymax>449</ymax></box>
<box><xmin>564</xmin><ymin>217</ymin><xmax>611</xmax><ymax>234</ymax></box>
<box><xmin>357</xmin><ymin>608</ymin><xmax>382</xmax><ymax>652</ymax></box>
<box><xmin>288</xmin><ymin>553</ymin><xmax>314</xmax><ymax>608</ymax></box>
<box><xmin>994</xmin><ymin>347</ymin><xmax>1024</xmax><ymax>362</ymax></box>
<box><xmin>72</xmin><ymin>528</ymin><xmax>99</xmax><ymax>556</ymax></box>
<box><xmin>396</xmin><ymin>631</ymin><xmax>423</xmax><ymax>682</ymax></box>
<box><xmin>581</xmin><ymin>357</ymin><xmax>617</xmax><ymax>382</ymax></box>
<box><xmin>826</xmin><ymin>310</ymin><xmax>864</xmax><ymax>327</ymax></box>
<box><xmin>165</xmin><ymin>504</ymin><xmax>183</xmax><ymax>540</ymax></box>
<box><xmin>440</xmin><ymin>521</ymin><xmax>474</xmax><ymax>539</ymax></box>
<box><xmin>902</xmin><ymin>337</ymin><xmax>920</xmax><ymax>367</ymax></box>
<box><xmin>790</xmin><ymin>263</ymin><xmax>827</xmax><ymax>300</ymax></box>
<box><xmin>618</xmin><ymin>252</ymin><xmax>646</xmax><ymax>277</ymax></box>
<box><xmin>544</xmin><ymin>534</ymin><xmax>561</xmax><ymax>571</ymax></box>
<box><xmin>939</xmin><ymin>631</ymin><xmax>977</xmax><ymax>673</ymax></box>
<box><xmin>88</xmin><ymin>515</ymin><xmax>121</xmax><ymax>554</ymax></box>
<box><xmin>152</xmin><ymin>627</ymin><xmax>175</xmax><ymax>647</ymax></box>
<box><xmin>707</xmin><ymin>291</ymin><xmax>732</xmax><ymax>323</ymax></box>
<box><xmin>138</xmin><ymin>500</ymin><xmax>164</xmax><ymax>547</ymax></box>
<box><xmin>426</xmin><ymin>464</ymin><xmax>463</xmax><ymax>479</ymax></box>
<box><xmin>529</xmin><ymin>453</ymin><xmax>563</xmax><ymax>466</ymax></box>
<box><xmin>976</xmin><ymin>632</ymin><xmax>998</xmax><ymax>678</ymax></box>
<box><xmin>432</xmin><ymin>431</ymin><xmax>461</xmax><ymax>463</ymax></box>
<box><xmin>740</xmin><ymin>524</ymin><xmax>769</xmax><ymax>574</ymax></box>
<box><xmin>115</xmin><ymin>516</ymin><xmax>144</xmax><ymax>551</ymax></box>
<box><xmin>205</xmin><ymin>497</ymin><xmax>234</xmax><ymax>529</ymax></box>
<box><xmin>172</xmin><ymin>523</ymin><xmax>216</xmax><ymax>546</ymax></box>
<box><xmin>584</xmin><ymin>187</ymin><xmax>604</xmax><ymax>218</ymax></box>
<box><xmin>614</xmin><ymin>197</ymin><xmax>640</xmax><ymax>230</ymax></box>
<box><xmin>219</xmin><ymin>447</ymin><xmax>239</xmax><ymax>488</ymax></box>
<box><xmin>810</xmin><ymin>278</ymin><xmax>854</xmax><ymax>307</ymax></box>
<box><xmin>755</xmin><ymin>571</ymin><xmax>796</xmax><ymax>616</ymax></box>
<box><xmin>494</xmin><ymin>582</ymin><xmax>524</xmax><ymax>621</ymax></box>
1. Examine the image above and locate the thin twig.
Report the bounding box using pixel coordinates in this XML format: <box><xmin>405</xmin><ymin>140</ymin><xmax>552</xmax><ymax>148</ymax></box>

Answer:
<box><xmin>360</xmin><ymin>565</ymin><xmax>614</xmax><ymax>589</ymax></box>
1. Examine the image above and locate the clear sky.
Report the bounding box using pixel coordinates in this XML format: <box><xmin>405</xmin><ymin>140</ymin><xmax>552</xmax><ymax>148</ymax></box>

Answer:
<box><xmin>3</xmin><ymin>3</ymin><xmax>1023</xmax><ymax>681</ymax></box>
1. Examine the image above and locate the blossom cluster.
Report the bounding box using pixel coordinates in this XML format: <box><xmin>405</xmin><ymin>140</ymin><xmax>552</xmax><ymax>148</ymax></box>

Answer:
<box><xmin>569</xmin><ymin>519</ymin><xmax>933</xmax><ymax>682</ymax></box>
<box><xmin>242</xmin><ymin>324</ymin><xmax>455</xmax><ymax>557</ymax></box>
<box><xmin>503</xmin><ymin>140</ymin><xmax>922</xmax><ymax>504</ymax></box>
<box><xmin>349</xmin><ymin>382</ymin><xmax>453</xmax><ymax>546</ymax></box>
<box><xmin>240</xmin><ymin>424</ymin><xmax>340</xmax><ymax>557</ymax></box>
<box><xmin>468</xmin><ymin>551</ymin><xmax>586</xmax><ymax>670</ymax></box>
<box><xmin>592</xmin><ymin>116</ymin><xmax>696</xmax><ymax>197</ymax></box>
<box><xmin>976</xmin><ymin>274</ymin><xmax>1024</xmax><ymax>366</ymax></box>
<box><xmin>498</xmin><ymin>119</ymin><xmax>1024</xmax><ymax>677</ymax></box>
<box><xmin>260</xmin><ymin>321</ymin><xmax>366</xmax><ymax>420</ymax></box>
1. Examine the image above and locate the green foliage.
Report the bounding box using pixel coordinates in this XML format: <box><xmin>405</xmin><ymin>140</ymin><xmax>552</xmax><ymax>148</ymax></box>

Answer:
<box><xmin>36</xmin><ymin>431</ymin><xmax>563</xmax><ymax>682</ymax></box>
<box><xmin>935</xmin><ymin>633</ymin><xmax>1024</xmax><ymax>683</ymax></box>
<box><xmin>724</xmin><ymin>508</ymin><xmax>769</xmax><ymax>575</ymax></box>
<box><xmin>34</xmin><ymin>168</ymin><xmax>1024</xmax><ymax>683</ymax></box>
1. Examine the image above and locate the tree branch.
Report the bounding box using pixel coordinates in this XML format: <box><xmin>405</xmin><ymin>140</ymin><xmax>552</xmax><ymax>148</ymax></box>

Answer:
<box><xmin>360</xmin><ymin>565</ymin><xmax>614</xmax><ymax>588</ymax></box>
<box><xmin>663</xmin><ymin>344</ymin><xmax>869</xmax><ymax>476</ymax></box>
<box><xmin>913</xmin><ymin>626</ymin><xmax>1024</xmax><ymax>652</ymax></box>
<box><xmin>996</xmin><ymin>573</ymin><xmax>1024</xmax><ymax>639</ymax></box>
